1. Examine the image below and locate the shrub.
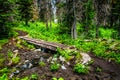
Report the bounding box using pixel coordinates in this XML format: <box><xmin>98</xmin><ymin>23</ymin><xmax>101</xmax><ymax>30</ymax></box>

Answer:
<box><xmin>52</xmin><ymin>77</ymin><xmax>57</xmax><ymax>80</ymax></box>
<box><xmin>0</xmin><ymin>54</ymin><xmax>5</xmax><ymax>67</ymax></box>
<box><xmin>96</xmin><ymin>67</ymin><xmax>102</xmax><ymax>72</ymax></box>
<box><xmin>100</xmin><ymin>28</ymin><xmax>118</xmax><ymax>39</ymax></box>
<box><xmin>50</xmin><ymin>63</ymin><xmax>60</xmax><ymax>71</ymax></box>
<box><xmin>74</xmin><ymin>63</ymin><xmax>89</xmax><ymax>74</ymax></box>
<box><xmin>30</xmin><ymin>74</ymin><xmax>38</xmax><ymax>80</ymax></box>
<box><xmin>39</xmin><ymin>61</ymin><xmax>46</xmax><ymax>67</ymax></box>
<box><xmin>12</xmin><ymin>56</ymin><xmax>20</xmax><ymax>64</ymax></box>
<box><xmin>0</xmin><ymin>74</ymin><xmax>8</xmax><ymax>80</ymax></box>
<box><xmin>0</xmin><ymin>68</ymin><xmax>9</xmax><ymax>73</ymax></box>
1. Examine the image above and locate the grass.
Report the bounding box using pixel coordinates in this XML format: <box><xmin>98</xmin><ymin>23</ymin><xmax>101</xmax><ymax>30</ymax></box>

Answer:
<box><xmin>14</xmin><ymin>22</ymin><xmax>120</xmax><ymax>64</ymax></box>
<box><xmin>50</xmin><ymin>63</ymin><xmax>60</xmax><ymax>71</ymax></box>
<box><xmin>14</xmin><ymin>22</ymin><xmax>71</xmax><ymax>43</ymax></box>
<box><xmin>0</xmin><ymin>39</ymin><xmax>8</xmax><ymax>50</ymax></box>
<box><xmin>39</xmin><ymin>61</ymin><xmax>46</xmax><ymax>67</ymax></box>
<box><xmin>73</xmin><ymin>63</ymin><xmax>89</xmax><ymax>74</ymax></box>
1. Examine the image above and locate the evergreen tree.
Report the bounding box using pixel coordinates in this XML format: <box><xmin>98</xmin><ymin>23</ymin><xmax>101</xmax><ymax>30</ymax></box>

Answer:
<box><xmin>18</xmin><ymin>0</ymin><xmax>33</xmax><ymax>25</ymax></box>
<box><xmin>0</xmin><ymin>0</ymin><xmax>13</xmax><ymax>38</ymax></box>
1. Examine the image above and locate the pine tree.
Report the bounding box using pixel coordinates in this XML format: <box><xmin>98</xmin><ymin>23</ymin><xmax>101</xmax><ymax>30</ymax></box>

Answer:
<box><xmin>18</xmin><ymin>0</ymin><xmax>33</xmax><ymax>25</ymax></box>
<box><xmin>0</xmin><ymin>0</ymin><xmax>13</xmax><ymax>38</ymax></box>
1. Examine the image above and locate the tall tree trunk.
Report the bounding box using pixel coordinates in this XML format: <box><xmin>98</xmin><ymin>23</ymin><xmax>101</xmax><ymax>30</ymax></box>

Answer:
<box><xmin>45</xmin><ymin>0</ymin><xmax>49</xmax><ymax>29</ymax></box>
<box><xmin>71</xmin><ymin>18</ymin><xmax>77</xmax><ymax>39</ymax></box>
<box><xmin>96</xmin><ymin>23</ymin><xmax>99</xmax><ymax>38</ymax></box>
<box><xmin>25</xmin><ymin>20</ymin><xmax>28</xmax><ymax>26</ymax></box>
<box><xmin>71</xmin><ymin>0</ymin><xmax>77</xmax><ymax>39</ymax></box>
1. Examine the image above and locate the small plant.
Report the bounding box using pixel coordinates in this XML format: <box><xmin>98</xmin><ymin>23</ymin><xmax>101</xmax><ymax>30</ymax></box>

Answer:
<box><xmin>0</xmin><ymin>39</ymin><xmax>8</xmax><ymax>50</ymax></box>
<box><xmin>39</xmin><ymin>61</ymin><xmax>46</xmax><ymax>67</ymax></box>
<box><xmin>21</xmin><ymin>77</ymin><xmax>29</xmax><ymax>80</ymax></box>
<box><xmin>7</xmin><ymin>50</ymin><xmax>13</xmax><ymax>58</ymax></box>
<box><xmin>58</xmin><ymin>77</ymin><xmax>64</xmax><ymax>80</ymax></box>
<box><xmin>30</xmin><ymin>74</ymin><xmax>38</xmax><ymax>80</ymax></box>
<box><xmin>57</xmin><ymin>48</ymin><xmax>73</xmax><ymax>61</ymax></box>
<box><xmin>22</xmin><ymin>40</ymin><xmax>35</xmax><ymax>49</ymax></box>
<box><xmin>52</xmin><ymin>77</ymin><xmax>57</xmax><ymax>80</ymax></box>
<box><xmin>0</xmin><ymin>68</ymin><xmax>9</xmax><ymax>73</ymax></box>
<box><xmin>52</xmin><ymin>77</ymin><xmax>64</xmax><ymax>80</ymax></box>
<box><xmin>0</xmin><ymin>54</ymin><xmax>5</xmax><ymax>67</ymax></box>
<box><xmin>12</xmin><ymin>56</ymin><xmax>20</xmax><ymax>64</ymax></box>
<box><xmin>96</xmin><ymin>67</ymin><xmax>102</xmax><ymax>72</ymax></box>
<box><xmin>87</xmin><ymin>59</ymin><xmax>94</xmax><ymax>65</ymax></box>
<box><xmin>50</xmin><ymin>63</ymin><xmax>60</xmax><ymax>71</ymax></box>
<box><xmin>16</xmin><ymin>39</ymin><xmax>23</xmax><ymax>48</ymax></box>
<box><xmin>0</xmin><ymin>74</ymin><xmax>8</xmax><ymax>80</ymax></box>
<box><xmin>74</xmin><ymin>63</ymin><xmax>89</xmax><ymax>74</ymax></box>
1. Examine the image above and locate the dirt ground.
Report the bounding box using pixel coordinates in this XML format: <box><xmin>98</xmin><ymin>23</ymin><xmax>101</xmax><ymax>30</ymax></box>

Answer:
<box><xmin>0</xmin><ymin>30</ymin><xmax>120</xmax><ymax>80</ymax></box>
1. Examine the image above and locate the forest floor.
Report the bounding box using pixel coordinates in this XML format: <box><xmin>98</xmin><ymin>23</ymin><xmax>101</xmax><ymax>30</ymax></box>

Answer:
<box><xmin>0</xmin><ymin>30</ymin><xmax>120</xmax><ymax>80</ymax></box>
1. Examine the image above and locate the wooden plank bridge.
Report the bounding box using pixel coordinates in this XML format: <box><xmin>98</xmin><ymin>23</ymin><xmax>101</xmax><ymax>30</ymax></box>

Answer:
<box><xmin>19</xmin><ymin>36</ymin><xmax>70</xmax><ymax>51</ymax></box>
<box><xmin>19</xmin><ymin>36</ymin><xmax>92</xmax><ymax>65</ymax></box>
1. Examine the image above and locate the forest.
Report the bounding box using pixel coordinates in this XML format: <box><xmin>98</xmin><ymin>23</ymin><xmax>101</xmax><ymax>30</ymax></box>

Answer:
<box><xmin>0</xmin><ymin>0</ymin><xmax>120</xmax><ymax>80</ymax></box>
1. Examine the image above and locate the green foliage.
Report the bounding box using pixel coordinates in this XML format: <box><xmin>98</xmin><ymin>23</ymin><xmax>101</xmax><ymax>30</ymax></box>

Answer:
<box><xmin>7</xmin><ymin>50</ymin><xmax>13</xmax><ymax>58</ymax></box>
<box><xmin>17</xmin><ymin>0</ymin><xmax>33</xmax><ymax>25</ymax></box>
<box><xmin>52</xmin><ymin>77</ymin><xmax>64</xmax><ymax>80</ymax></box>
<box><xmin>52</xmin><ymin>77</ymin><xmax>57</xmax><ymax>80</ymax></box>
<box><xmin>12</xmin><ymin>56</ymin><xmax>20</xmax><ymax>64</ymax></box>
<box><xmin>0</xmin><ymin>39</ymin><xmax>8</xmax><ymax>49</ymax></box>
<box><xmin>7</xmin><ymin>50</ymin><xmax>20</xmax><ymax>64</ymax></box>
<box><xmin>39</xmin><ymin>61</ymin><xmax>46</xmax><ymax>67</ymax></box>
<box><xmin>96</xmin><ymin>67</ymin><xmax>102</xmax><ymax>72</ymax></box>
<box><xmin>30</xmin><ymin>74</ymin><xmax>38</xmax><ymax>80</ymax></box>
<box><xmin>15</xmin><ymin>22</ymin><xmax>120</xmax><ymax>64</ymax></box>
<box><xmin>74</xmin><ymin>63</ymin><xmax>89</xmax><ymax>74</ymax></box>
<box><xmin>0</xmin><ymin>54</ymin><xmax>5</xmax><ymax>67</ymax></box>
<box><xmin>21</xmin><ymin>77</ymin><xmax>29</xmax><ymax>80</ymax></box>
<box><xmin>57</xmin><ymin>48</ymin><xmax>75</xmax><ymax>61</ymax></box>
<box><xmin>100</xmin><ymin>28</ymin><xmax>118</xmax><ymax>39</ymax></box>
<box><xmin>80</xmin><ymin>41</ymin><xmax>95</xmax><ymax>52</ymax></box>
<box><xmin>50</xmin><ymin>63</ymin><xmax>60</xmax><ymax>71</ymax></box>
<box><xmin>16</xmin><ymin>39</ymin><xmax>35</xmax><ymax>49</ymax></box>
<box><xmin>58</xmin><ymin>77</ymin><xmax>64</xmax><ymax>80</ymax></box>
<box><xmin>0</xmin><ymin>68</ymin><xmax>9</xmax><ymax>74</ymax></box>
<box><xmin>0</xmin><ymin>0</ymin><xmax>14</xmax><ymax>38</ymax></box>
<box><xmin>0</xmin><ymin>74</ymin><xmax>8</xmax><ymax>80</ymax></box>
<box><xmin>21</xmin><ymin>40</ymin><xmax>35</xmax><ymax>49</ymax></box>
<box><xmin>93</xmin><ymin>43</ymin><xmax>106</xmax><ymax>57</ymax></box>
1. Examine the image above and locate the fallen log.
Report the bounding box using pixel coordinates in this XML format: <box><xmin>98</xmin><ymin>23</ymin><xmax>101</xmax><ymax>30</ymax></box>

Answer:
<box><xmin>19</xmin><ymin>36</ymin><xmax>69</xmax><ymax>51</ymax></box>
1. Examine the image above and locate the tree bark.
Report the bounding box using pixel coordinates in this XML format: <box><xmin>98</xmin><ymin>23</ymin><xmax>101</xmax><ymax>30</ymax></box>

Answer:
<box><xmin>71</xmin><ymin>0</ymin><xmax>77</xmax><ymax>39</ymax></box>
<box><xmin>96</xmin><ymin>23</ymin><xmax>99</xmax><ymax>38</ymax></box>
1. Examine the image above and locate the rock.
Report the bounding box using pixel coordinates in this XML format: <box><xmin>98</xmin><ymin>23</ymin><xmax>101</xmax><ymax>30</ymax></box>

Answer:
<box><xmin>59</xmin><ymin>56</ymin><xmax>65</xmax><ymax>62</ymax></box>
<box><xmin>28</xmin><ymin>63</ymin><xmax>33</xmax><ymax>68</ymax></box>
<box><xmin>40</xmin><ymin>57</ymin><xmax>44</xmax><ymax>61</ymax></box>
<box><xmin>25</xmin><ymin>60</ymin><xmax>29</xmax><ymax>63</ymax></box>
<box><xmin>14</xmin><ymin>70</ymin><xmax>20</xmax><ymax>74</ymax></box>
<box><xmin>47</xmin><ymin>57</ymin><xmax>52</xmax><ymax>62</ymax></box>
<box><xmin>66</xmin><ymin>62</ymin><xmax>70</xmax><ymax>65</ymax></box>
<box><xmin>10</xmin><ymin>70</ymin><xmax>20</xmax><ymax>78</ymax></box>
<box><xmin>80</xmin><ymin>52</ymin><xmax>91</xmax><ymax>64</ymax></box>
<box><xmin>34</xmin><ymin>49</ymin><xmax>41</xmax><ymax>52</ymax></box>
<box><xmin>20</xmin><ymin>64</ymin><xmax>27</xmax><ymax>70</ymax></box>
<box><xmin>13</xmin><ymin>50</ymin><xmax>19</xmax><ymax>53</ymax></box>
<box><xmin>52</xmin><ymin>57</ymin><xmax>57</xmax><ymax>62</ymax></box>
<box><xmin>61</xmin><ymin>65</ymin><xmax>67</xmax><ymax>70</ymax></box>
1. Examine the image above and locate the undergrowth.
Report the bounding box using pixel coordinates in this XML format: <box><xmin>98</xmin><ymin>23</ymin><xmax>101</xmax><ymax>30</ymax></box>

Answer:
<box><xmin>0</xmin><ymin>39</ymin><xmax>8</xmax><ymax>50</ymax></box>
<box><xmin>15</xmin><ymin>22</ymin><xmax>120</xmax><ymax>64</ymax></box>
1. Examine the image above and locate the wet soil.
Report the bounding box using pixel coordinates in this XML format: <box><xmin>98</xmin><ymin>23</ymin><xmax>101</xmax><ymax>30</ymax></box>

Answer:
<box><xmin>0</xmin><ymin>30</ymin><xmax>120</xmax><ymax>80</ymax></box>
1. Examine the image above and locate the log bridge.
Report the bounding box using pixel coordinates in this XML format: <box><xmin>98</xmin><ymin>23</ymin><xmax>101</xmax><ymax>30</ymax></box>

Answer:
<box><xmin>19</xmin><ymin>36</ymin><xmax>92</xmax><ymax>64</ymax></box>
<box><xmin>19</xmin><ymin>36</ymin><xmax>70</xmax><ymax>51</ymax></box>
